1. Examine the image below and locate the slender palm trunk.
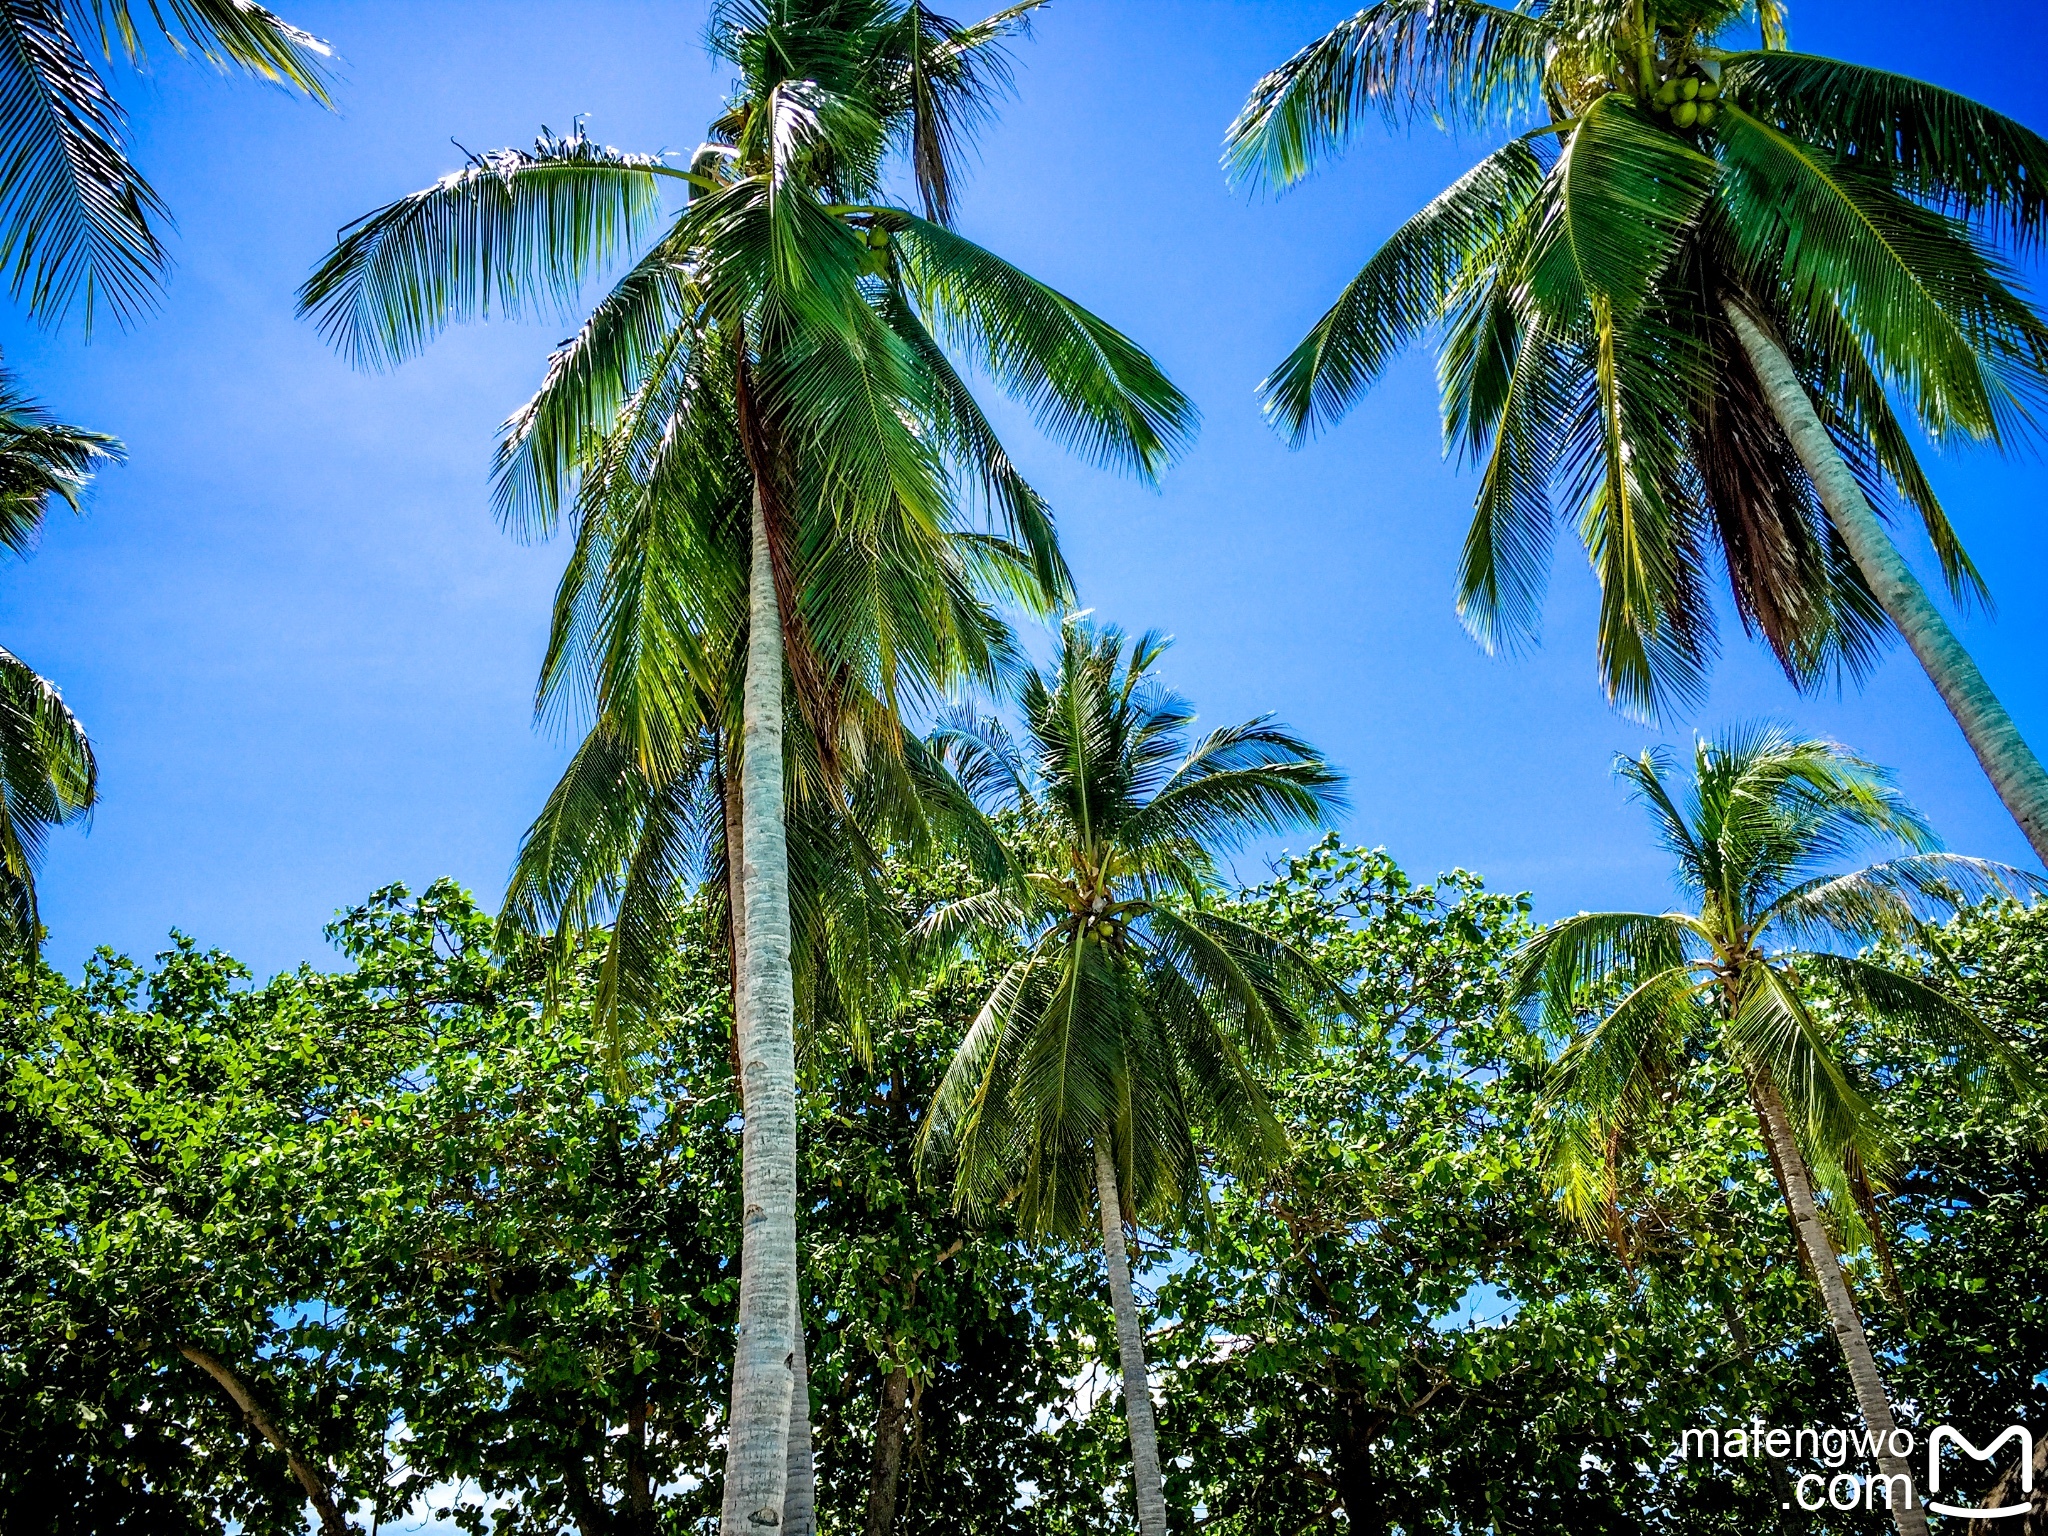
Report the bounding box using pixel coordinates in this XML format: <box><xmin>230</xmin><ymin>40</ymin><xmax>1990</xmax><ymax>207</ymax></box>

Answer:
<box><xmin>721</xmin><ymin>487</ymin><xmax>800</xmax><ymax>1532</ymax></box>
<box><xmin>721</xmin><ymin>743</ymin><xmax>818</xmax><ymax>1535</ymax></box>
<box><xmin>179</xmin><ymin>1344</ymin><xmax>349</xmax><ymax>1536</ymax></box>
<box><xmin>1094</xmin><ymin>1141</ymin><xmax>1169</xmax><ymax>1536</ymax></box>
<box><xmin>1725</xmin><ymin>301</ymin><xmax>2048</xmax><ymax>864</ymax></box>
<box><xmin>1750</xmin><ymin>1075</ymin><xmax>1928</xmax><ymax>1536</ymax></box>
<box><xmin>865</xmin><ymin>1365</ymin><xmax>912</xmax><ymax>1536</ymax></box>
<box><xmin>785</xmin><ymin>1304</ymin><xmax>817</xmax><ymax>1536</ymax></box>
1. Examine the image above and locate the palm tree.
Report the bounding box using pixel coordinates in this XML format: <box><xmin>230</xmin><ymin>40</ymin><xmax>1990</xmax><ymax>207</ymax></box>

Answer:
<box><xmin>0</xmin><ymin>0</ymin><xmax>329</xmax><ymax>328</ymax></box>
<box><xmin>299</xmin><ymin>7</ymin><xmax>1192</xmax><ymax>1526</ymax></box>
<box><xmin>1228</xmin><ymin>1</ymin><xmax>2048</xmax><ymax>863</ymax></box>
<box><xmin>917</xmin><ymin>622</ymin><xmax>1345</xmax><ymax>1536</ymax></box>
<box><xmin>1516</xmin><ymin>725</ymin><xmax>2042</xmax><ymax>1535</ymax></box>
<box><xmin>0</xmin><ymin>371</ymin><xmax>117</xmax><ymax>953</ymax></box>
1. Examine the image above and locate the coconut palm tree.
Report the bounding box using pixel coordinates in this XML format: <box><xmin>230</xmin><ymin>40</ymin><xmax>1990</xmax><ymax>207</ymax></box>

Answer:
<box><xmin>916</xmin><ymin>622</ymin><xmax>1344</xmax><ymax>1536</ymax></box>
<box><xmin>0</xmin><ymin>370</ymin><xmax>116</xmax><ymax>953</ymax></box>
<box><xmin>1516</xmin><ymin>725</ymin><xmax>2043</xmax><ymax>1535</ymax></box>
<box><xmin>299</xmin><ymin>7</ymin><xmax>1191</xmax><ymax>1526</ymax></box>
<box><xmin>0</xmin><ymin>0</ymin><xmax>328</xmax><ymax>328</ymax></box>
<box><xmin>1228</xmin><ymin>1</ymin><xmax>2048</xmax><ymax>863</ymax></box>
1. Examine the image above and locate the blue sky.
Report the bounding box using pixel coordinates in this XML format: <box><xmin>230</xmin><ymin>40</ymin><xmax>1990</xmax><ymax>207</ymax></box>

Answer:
<box><xmin>6</xmin><ymin>0</ymin><xmax>2046</xmax><ymax>978</ymax></box>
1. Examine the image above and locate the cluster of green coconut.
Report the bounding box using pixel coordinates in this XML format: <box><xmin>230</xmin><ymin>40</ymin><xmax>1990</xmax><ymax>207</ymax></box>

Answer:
<box><xmin>1650</xmin><ymin>61</ymin><xmax>1723</xmax><ymax>129</ymax></box>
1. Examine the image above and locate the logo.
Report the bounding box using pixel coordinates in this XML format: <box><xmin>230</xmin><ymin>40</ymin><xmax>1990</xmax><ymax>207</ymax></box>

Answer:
<box><xmin>1673</xmin><ymin>1421</ymin><xmax>2034</xmax><ymax>1518</ymax></box>
<box><xmin>1927</xmin><ymin>1426</ymin><xmax>2032</xmax><ymax>1520</ymax></box>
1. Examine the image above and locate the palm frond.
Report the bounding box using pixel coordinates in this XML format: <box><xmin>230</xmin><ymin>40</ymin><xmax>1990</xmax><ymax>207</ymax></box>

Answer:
<box><xmin>299</xmin><ymin>125</ymin><xmax>670</xmax><ymax>370</ymax></box>
<box><xmin>1224</xmin><ymin>0</ymin><xmax>1553</xmax><ymax>189</ymax></box>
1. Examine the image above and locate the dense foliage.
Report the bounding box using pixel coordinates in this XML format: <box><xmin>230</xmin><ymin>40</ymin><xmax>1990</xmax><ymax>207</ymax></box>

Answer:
<box><xmin>6</xmin><ymin>845</ymin><xmax>2044</xmax><ymax>1534</ymax></box>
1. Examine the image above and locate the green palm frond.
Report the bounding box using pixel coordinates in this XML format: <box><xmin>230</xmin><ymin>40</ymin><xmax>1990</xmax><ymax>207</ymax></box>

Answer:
<box><xmin>0</xmin><ymin>1</ymin><xmax>168</xmax><ymax>328</ymax></box>
<box><xmin>1795</xmin><ymin>949</ymin><xmax>2039</xmax><ymax>1100</ymax></box>
<box><xmin>0</xmin><ymin>373</ymin><xmax>120</xmax><ymax>555</ymax></box>
<box><xmin>894</xmin><ymin>210</ymin><xmax>1197</xmax><ymax>478</ymax></box>
<box><xmin>1724</xmin><ymin>52</ymin><xmax>2048</xmax><ymax>249</ymax></box>
<box><xmin>0</xmin><ymin>643</ymin><xmax>95</xmax><ymax>951</ymax></box>
<box><xmin>1224</xmin><ymin>0</ymin><xmax>1554</xmax><ymax>189</ymax></box>
<box><xmin>298</xmin><ymin>126</ymin><xmax>673</xmax><ymax>369</ymax></box>
<box><xmin>1717</xmin><ymin>107</ymin><xmax>2048</xmax><ymax>446</ymax></box>
<box><xmin>82</xmin><ymin>0</ymin><xmax>331</xmax><ymax>99</ymax></box>
<box><xmin>1761</xmin><ymin>853</ymin><xmax>2045</xmax><ymax>946</ymax></box>
<box><xmin>1724</xmin><ymin>961</ymin><xmax>1887</xmax><ymax>1175</ymax></box>
<box><xmin>1262</xmin><ymin>137</ymin><xmax>1548</xmax><ymax>440</ymax></box>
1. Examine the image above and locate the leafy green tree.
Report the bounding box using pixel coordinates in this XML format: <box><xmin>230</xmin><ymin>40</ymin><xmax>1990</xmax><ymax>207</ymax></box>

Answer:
<box><xmin>0</xmin><ymin>373</ymin><xmax>117</xmax><ymax>953</ymax></box>
<box><xmin>1516</xmin><ymin>726</ymin><xmax>2041</xmax><ymax>1534</ymax></box>
<box><xmin>1145</xmin><ymin>839</ymin><xmax>1835</xmax><ymax>1534</ymax></box>
<box><xmin>1229</xmin><ymin>1</ymin><xmax>2048</xmax><ymax>862</ymax></box>
<box><xmin>917</xmin><ymin>622</ymin><xmax>1343</xmax><ymax>1535</ymax></box>
<box><xmin>0</xmin><ymin>0</ymin><xmax>328</xmax><ymax>328</ymax></box>
<box><xmin>300</xmin><ymin>7</ymin><xmax>1191</xmax><ymax>1520</ymax></box>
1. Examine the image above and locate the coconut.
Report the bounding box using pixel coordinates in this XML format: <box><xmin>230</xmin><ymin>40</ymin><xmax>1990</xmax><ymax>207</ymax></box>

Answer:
<box><xmin>1695</xmin><ymin>102</ymin><xmax>1718</xmax><ymax>127</ymax></box>
<box><xmin>1657</xmin><ymin>78</ymin><xmax>1681</xmax><ymax>105</ymax></box>
<box><xmin>1672</xmin><ymin>100</ymin><xmax>1699</xmax><ymax>128</ymax></box>
<box><xmin>1680</xmin><ymin>77</ymin><xmax>1700</xmax><ymax>100</ymax></box>
<box><xmin>1696</xmin><ymin>78</ymin><xmax>1721</xmax><ymax>101</ymax></box>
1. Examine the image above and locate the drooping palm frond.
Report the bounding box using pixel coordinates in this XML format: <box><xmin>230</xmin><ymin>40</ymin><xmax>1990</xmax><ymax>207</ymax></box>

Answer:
<box><xmin>1224</xmin><ymin>0</ymin><xmax>1554</xmax><ymax>189</ymax></box>
<box><xmin>0</xmin><ymin>643</ymin><xmax>94</xmax><ymax>951</ymax></box>
<box><xmin>1724</xmin><ymin>52</ymin><xmax>2048</xmax><ymax>249</ymax></box>
<box><xmin>81</xmin><ymin>0</ymin><xmax>331</xmax><ymax>98</ymax></box>
<box><xmin>0</xmin><ymin>0</ymin><xmax>325</xmax><ymax>328</ymax></box>
<box><xmin>1263</xmin><ymin>136</ymin><xmax>1548</xmax><ymax>441</ymax></box>
<box><xmin>0</xmin><ymin>371</ymin><xmax>119</xmax><ymax>554</ymax></box>
<box><xmin>298</xmin><ymin>126</ymin><xmax>674</xmax><ymax>369</ymax></box>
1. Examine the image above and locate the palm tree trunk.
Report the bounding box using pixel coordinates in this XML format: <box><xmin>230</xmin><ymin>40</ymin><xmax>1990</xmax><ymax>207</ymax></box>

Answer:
<box><xmin>721</xmin><ymin>733</ymin><xmax>817</xmax><ymax>1536</ymax></box>
<box><xmin>784</xmin><ymin>1301</ymin><xmax>817</xmax><ymax>1536</ymax></box>
<box><xmin>1725</xmin><ymin>300</ymin><xmax>2048</xmax><ymax>865</ymax></box>
<box><xmin>1094</xmin><ymin>1141</ymin><xmax>1169</xmax><ymax>1536</ymax></box>
<box><xmin>865</xmin><ymin>1365</ymin><xmax>912</xmax><ymax>1536</ymax></box>
<box><xmin>721</xmin><ymin>486</ymin><xmax>800</xmax><ymax>1533</ymax></box>
<box><xmin>1749</xmin><ymin>1075</ymin><xmax>1928</xmax><ymax>1536</ymax></box>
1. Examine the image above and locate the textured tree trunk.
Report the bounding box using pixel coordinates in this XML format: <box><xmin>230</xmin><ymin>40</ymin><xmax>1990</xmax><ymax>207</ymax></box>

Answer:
<box><xmin>721</xmin><ymin>486</ymin><xmax>800</xmax><ymax>1532</ymax></box>
<box><xmin>179</xmin><ymin>1343</ymin><xmax>349</xmax><ymax>1535</ymax></box>
<box><xmin>784</xmin><ymin>1297</ymin><xmax>817</xmax><ymax>1536</ymax></box>
<box><xmin>1094</xmin><ymin>1141</ymin><xmax>1169</xmax><ymax>1536</ymax></box>
<box><xmin>1725</xmin><ymin>300</ymin><xmax>2048</xmax><ymax>865</ymax></box>
<box><xmin>1750</xmin><ymin>1076</ymin><xmax>1929</xmax><ymax>1536</ymax></box>
<box><xmin>865</xmin><ymin>1366</ymin><xmax>912</xmax><ymax>1536</ymax></box>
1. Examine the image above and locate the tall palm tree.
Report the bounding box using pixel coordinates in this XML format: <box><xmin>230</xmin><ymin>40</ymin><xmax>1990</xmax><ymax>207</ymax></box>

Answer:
<box><xmin>1228</xmin><ymin>1</ymin><xmax>2048</xmax><ymax>863</ymax></box>
<box><xmin>299</xmin><ymin>7</ymin><xmax>1192</xmax><ymax>1526</ymax></box>
<box><xmin>917</xmin><ymin>622</ymin><xmax>1345</xmax><ymax>1536</ymax></box>
<box><xmin>1516</xmin><ymin>726</ymin><xmax>2042</xmax><ymax>1535</ymax></box>
<box><xmin>0</xmin><ymin>0</ymin><xmax>329</xmax><ymax>328</ymax></box>
<box><xmin>0</xmin><ymin>370</ymin><xmax>116</xmax><ymax>953</ymax></box>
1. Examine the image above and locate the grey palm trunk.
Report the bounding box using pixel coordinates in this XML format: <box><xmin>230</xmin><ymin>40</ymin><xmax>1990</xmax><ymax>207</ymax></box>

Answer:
<box><xmin>1750</xmin><ymin>1075</ymin><xmax>1929</xmax><ymax>1536</ymax></box>
<box><xmin>1725</xmin><ymin>301</ymin><xmax>2048</xmax><ymax>866</ymax></box>
<box><xmin>1094</xmin><ymin>1141</ymin><xmax>1170</xmax><ymax>1536</ymax></box>
<box><xmin>722</xmin><ymin>488</ymin><xmax>802</xmax><ymax>1532</ymax></box>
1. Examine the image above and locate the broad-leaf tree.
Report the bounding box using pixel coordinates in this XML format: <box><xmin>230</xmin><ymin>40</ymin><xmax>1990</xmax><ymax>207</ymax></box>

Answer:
<box><xmin>299</xmin><ymin>5</ymin><xmax>1192</xmax><ymax>1526</ymax></box>
<box><xmin>1229</xmin><ymin>0</ymin><xmax>2048</xmax><ymax>863</ymax></box>
<box><xmin>916</xmin><ymin>622</ymin><xmax>1343</xmax><ymax>1535</ymax></box>
<box><xmin>0</xmin><ymin>372</ymin><xmax>116</xmax><ymax>954</ymax></box>
<box><xmin>1516</xmin><ymin>725</ymin><xmax>2042</xmax><ymax>1535</ymax></box>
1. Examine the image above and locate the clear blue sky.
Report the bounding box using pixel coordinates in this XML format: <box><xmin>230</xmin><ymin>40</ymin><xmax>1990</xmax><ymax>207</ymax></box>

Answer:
<box><xmin>7</xmin><ymin>0</ymin><xmax>2046</xmax><ymax>978</ymax></box>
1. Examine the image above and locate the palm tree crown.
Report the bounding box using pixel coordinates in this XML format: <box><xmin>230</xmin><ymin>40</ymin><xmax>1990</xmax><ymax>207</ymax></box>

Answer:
<box><xmin>920</xmin><ymin>621</ymin><xmax>1345</xmax><ymax>1236</ymax></box>
<box><xmin>1516</xmin><ymin>725</ymin><xmax>2040</xmax><ymax>1535</ymax></box>
<box><xmin>1228</xmin><ymin>1</ymin><xmax>2048</xmax><ymax>731</ymax></box>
